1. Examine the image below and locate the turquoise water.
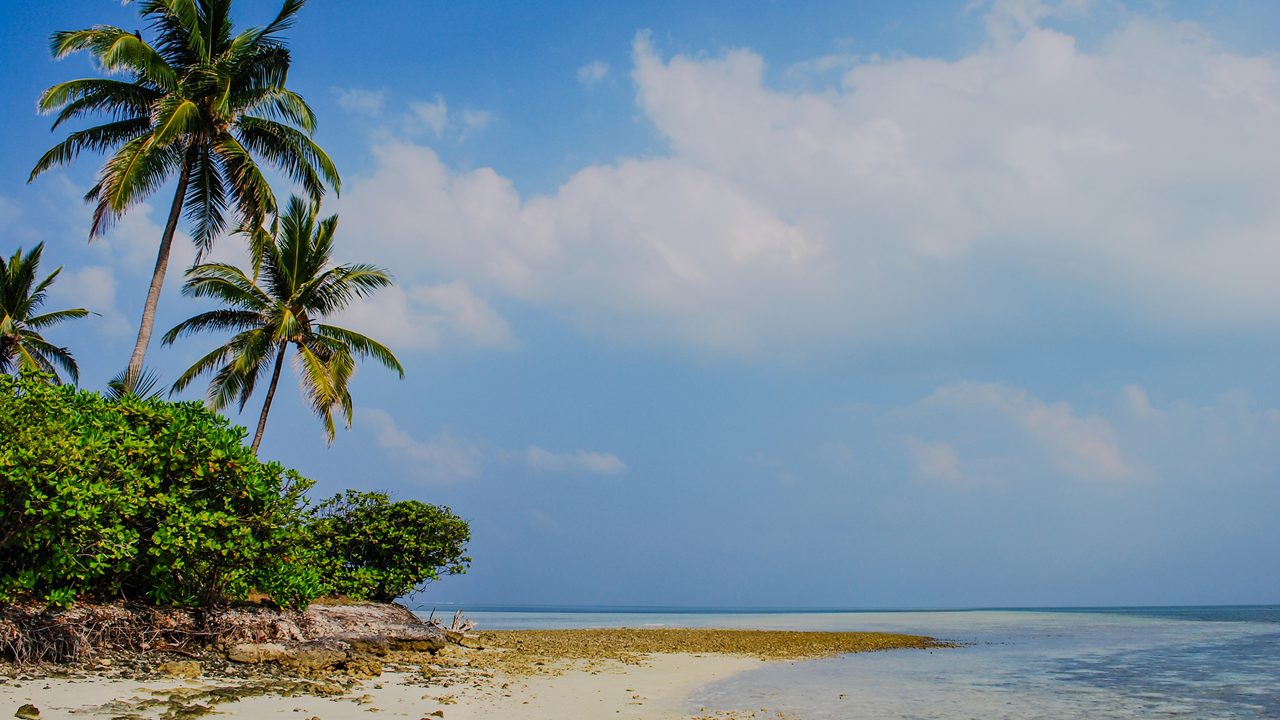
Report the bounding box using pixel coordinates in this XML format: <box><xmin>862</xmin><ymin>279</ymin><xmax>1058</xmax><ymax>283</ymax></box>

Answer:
<box><xmin>420</xmin><ymin>606</ymin><xmax>1280</xmax><ymax>719</ymax></box>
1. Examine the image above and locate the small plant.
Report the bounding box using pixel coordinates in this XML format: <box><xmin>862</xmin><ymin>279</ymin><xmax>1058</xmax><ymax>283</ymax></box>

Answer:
<box><xmin>309</xmin><ymin>491</ymin><xmax>471</xmax><ymax>602</ymax></box>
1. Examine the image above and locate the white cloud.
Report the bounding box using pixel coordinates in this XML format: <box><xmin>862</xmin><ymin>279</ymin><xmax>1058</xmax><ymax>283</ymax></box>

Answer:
<box><xmin>404</xmin><ymin>96</ymin><xmax>492</xmax><ymax>141</ymax></box>
<box><xmin>92</xmin><ymin>198</ymin><xmax>199</xmax><ymax>273</ymax></box>
<box><xmin>49</xmin><ymin>266</ymin><xmax>131</xmax><ymax>337</ymax></box>
<box><xmin>363</xmin><ymin>410</ymin><xmax>626</xmax><ymax>482</ymax></box>
<box><xmin>461</xmin><ymin>109</ymin><xmax>492</xmax><ymax>132</ymax></box>
<box><xmin>974</xmin><ymin>0</ymin><xmax>1094</xmax><ymax>46</ymax></box>
<box><xmin>458</xmin><ymin>109</ymin><xmax>493</xmax><ymax>142</ymax></box>
<box><xmin>335</xmin><ymin>280</ymin><xmax>515</xmax><ymax>352</ymax></box>
<box><xmin>340</xmin><ymin>11</ymin><xmax>1280</xmax><ymax>359</ymax></box>
<box><xmin>363</xmin><ymin>409</ymin><xmax>484</xmax><ymax>484</ymax></box>
<box><xmin>1114</xmin><ymin>388</ymin><xmax>1280</xmax><ymax>484</ymax></box>
<box><xmin>907</xmin><ymin>440</ymin><xmax>967</xmax><ymax>485</ymax></box>
<box><xmin>577</xmin><ymin>60</ymin><xmax>611</xmax><ymax>87</ymax></box>
<box><xmin>894</xmin><ymin>381</ymin><xmax>1280</xmax><ymax>489</ymax></box>
<box><xmin>335</xmin><ymin>87</ymin><xmax>385</xmax><ymax>117</ymax></box>
<box><xmin>918</xmin><ymin>382</ymin><xmax>1135</xmax><ymax>482</ymax></box>
<box><xmin>409</xmin><ymin>95</ymin><xmax>450</xmax><ymax>137</ymax></box>
<box><xmin>523</xmin><ymin>446</ymin><xmax>627</xmax><ymax>475</ymax></box>
<box><xmin>1122</xmin><ymin>383</ymin><xmax>1156</xmax><ymax>419</ymax></box>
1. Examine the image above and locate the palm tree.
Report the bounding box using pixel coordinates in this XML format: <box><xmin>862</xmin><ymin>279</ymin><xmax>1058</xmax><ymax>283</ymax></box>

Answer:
<box><xmin>163</xmin><ymin>196</ymin><xmax>403</xmax><ymax>452</ymax></box>
<box><xmin>0</xmin><ymin>244</ymin><xmax>92</xmax><ymax>384</ymax></box>
<box><xmin>30</xmin><ymin>0</ymin><xmax>340</xmax><ymax>383</ymax></box>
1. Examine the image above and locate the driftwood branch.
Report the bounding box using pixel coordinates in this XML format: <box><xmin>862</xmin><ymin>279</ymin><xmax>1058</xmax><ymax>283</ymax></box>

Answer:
<box><xmin>426</xmin><ymin>608</ymin><xmax>477</xmax><ymax>647</ymax></box>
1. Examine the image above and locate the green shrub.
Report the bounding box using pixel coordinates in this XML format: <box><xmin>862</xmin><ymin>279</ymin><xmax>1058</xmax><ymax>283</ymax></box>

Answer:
<box><xmin>0</xmin><ymin>372</ymin><xmax>320</xmax><ymax>608</ymax></box>
<box><xmin>310</xmin><ymin>491</ymin><xmax>471</xmax><ymax>602</ymax></box>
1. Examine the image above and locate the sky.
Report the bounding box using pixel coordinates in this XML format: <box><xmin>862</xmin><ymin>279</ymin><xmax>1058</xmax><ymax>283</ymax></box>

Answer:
<box><xmin>1</xmin><ymin>0</ymin><xmax>1279</xmax><ymax>608</ymax></box>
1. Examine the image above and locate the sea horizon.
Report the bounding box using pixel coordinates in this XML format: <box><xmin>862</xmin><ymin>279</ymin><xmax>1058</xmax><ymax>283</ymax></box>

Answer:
<box><xmin>411</xmin><ymin>602</ymin><xmax>1280</xmax><ymax>615</ymax></box>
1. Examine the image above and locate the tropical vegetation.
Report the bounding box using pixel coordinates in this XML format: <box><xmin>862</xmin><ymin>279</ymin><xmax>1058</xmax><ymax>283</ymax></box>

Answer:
<box><xmin>310</xmin><ymin>491</ymin><xmax>472</xmax><ymax>603</ymax></box>
<box><xmin>2</xmin><ymin>0</ymin><xmax>470</xmax><ymax>614</ymax></box>
<box><xmin>164</xmin><ymin>196</ymin><xmax>404</xmax><ymax>452</ymax></box>
<box><xmin>0</xmin><ymin>372</ymin><xmax>470</xmax><ymax>608</ymax></box>
<box><xmin>30</xmin><ymin>0</ymin><xmax>340</xmax><ymax>382</ymax></box>
<box><xmin>0</xmin><ymin>243</ymin><xmax>90</xmax><ymax>384</ymax></box>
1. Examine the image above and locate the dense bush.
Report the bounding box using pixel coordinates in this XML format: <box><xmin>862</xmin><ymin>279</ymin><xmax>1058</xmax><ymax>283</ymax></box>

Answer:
<box><xmin>0</xmin><ymin>373</ymin><xmax>320</xmax><ymax>607</ymax></box>
<box><xmin>309</xmin><ymin>491</ymin><xmax>471</xmax><ymax>603</ymax></box>
<box><xmin>0</xmin><ymin>373</ymin><xmax>469</xmax><ymax>608</ymax></box>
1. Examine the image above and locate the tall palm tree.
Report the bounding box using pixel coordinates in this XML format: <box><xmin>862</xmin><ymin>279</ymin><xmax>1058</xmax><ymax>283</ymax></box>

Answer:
<box><xmin>30</xmin><ymin>0</ymin><xmax>340</xmax><ymax>383</ymax></box>
<box><xmin>0</xmin><ymin>244</ymin><xmax>91</xmax><ymax>384</ymax></box>
<box><xmin>163</xmin><ymin>196</ymin><xmax>403</xmax><ymax>452</ymax></box>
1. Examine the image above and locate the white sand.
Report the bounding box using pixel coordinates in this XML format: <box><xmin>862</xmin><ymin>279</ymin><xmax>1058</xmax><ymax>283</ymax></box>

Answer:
<box><xmin>0</xmin><ymin>653</ymin><xmax>765</xmax><ymax>719</ymax></box>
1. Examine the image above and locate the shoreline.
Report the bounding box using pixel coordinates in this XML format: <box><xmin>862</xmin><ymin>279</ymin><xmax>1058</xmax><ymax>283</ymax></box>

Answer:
<box><xmin>0</xmin><ymin>655</ymin><xmax>766</xmax><ymax>719</ymax></box>
<box><xmin>0</xmin><ymin>628</ymin><xmax>946</xmax><ymax>719</ymax></box>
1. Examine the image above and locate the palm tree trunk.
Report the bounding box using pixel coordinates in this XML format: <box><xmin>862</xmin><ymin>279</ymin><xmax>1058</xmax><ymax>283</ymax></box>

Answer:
<box><xmin>125</xmin><ymin>149</ymin><xmax>195</xmax><ymax>381</ymax></box>
<box><xmin>251</xmin><ymin>342</ymin><xmax>288</xmax><ymax>453</ymax></box>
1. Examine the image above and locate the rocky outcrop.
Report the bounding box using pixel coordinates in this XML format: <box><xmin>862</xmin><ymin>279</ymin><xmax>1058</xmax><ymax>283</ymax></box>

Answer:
<box><xmin>218</xmin><ymin>603</ymin><xmax>445</xmax><ymax>677</ymax></box>
<box><xmin>300</xmin><ymin>601</ymin><xmax>446</xmax><ymax>652</ymax></box>
<box><xmin>0</xmin><ymin>601</ymin><xmax>444</xmax><ymax>668</ymax></box>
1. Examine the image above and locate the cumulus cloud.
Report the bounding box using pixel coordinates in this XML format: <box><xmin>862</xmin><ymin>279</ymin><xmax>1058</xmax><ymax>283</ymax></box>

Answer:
<box><xmin>86</xmin><ymin>198</ymin><xmax>199</xmax><ymax>273</ymax></box>
<box><xmin>577</xmin><ymin>60</ymin><xmax>611</xmax><ymax>87</ymax></box>
<box><xmin>910</xmin><ymin>381</ymin><xmax>1135</xmax><ymax>483</ymax></box>
<box><xmin>523</xmin><ymin>446</ymin><xmax>627</xmax><ymax>475</ymax></box>
<box><xmin>404</xmin><ymin>96</ymin><xmax>492</xmax><ymax>141</ymax></box>
<box><xmin>48</xmin><ymin>266</ymin><xmax>131</xmax><ymax>337</ymax></box>
<box><xmin>458</xmin><ymin>109</ymin><xmax>493</xmax><ymax>142</ymax></box>
<box><xmin>363</xmin><ymin>409</ymin><xmax>485</xmax><ymax>483</ymax></box>
<box><xmin>410</xmin><ymin>95</ymin><xmax>450</xmax><ymax>137</ymax></box>
<box><xmin>335</xmin><ymin>87</ymin><xmax>386</xmax><ymax>117</ymax></box>
<box><xmin>335</xmin><ymin>280</ymin><xmax>515</xmax><ymax>352</ymax></box>
<box><xmin>363</xmin><ymin>409</ymin><xmax>626</xmax><ymax>482</ymax></box>
<box><xmin>339</xmin><ymin>8</ymin><xmax>1280</xmax><ymax>359</ymax></box>
<box><xmin>976</xmin><ymin>0</ymin><xmax>1095</xmax><ymax>46</ymax></box>
<box><xmin>893</xmin><ymin>381</ymin><xmax>1280</xmax><ymax>489</ymax></box>
<box><xmin>907</xmin><ymin>439</ymin><xmax>967</xmax><ymax>485</ymax></box>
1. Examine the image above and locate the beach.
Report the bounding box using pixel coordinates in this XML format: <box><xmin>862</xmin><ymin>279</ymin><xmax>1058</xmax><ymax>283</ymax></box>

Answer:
<box><xmin>0</xmin><ymin>655</ymin><xmax>762</xmax><ymax>719</ymax></box>
<box><xmin>3</xmin><ymin>608</ymin><xmax>1277</xmax><ymax>718</ymax></box>
<box><xmin>0</xmin><ymin>628</ymin><xmax>941</xmax><ymax>719</ymax></box>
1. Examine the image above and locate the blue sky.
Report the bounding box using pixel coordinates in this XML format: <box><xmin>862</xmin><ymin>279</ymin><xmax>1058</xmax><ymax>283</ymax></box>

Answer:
<box><xmin>2</xmin><ymin>0</ymin><xmax>1279</xmax><ymax>608</ymax></box>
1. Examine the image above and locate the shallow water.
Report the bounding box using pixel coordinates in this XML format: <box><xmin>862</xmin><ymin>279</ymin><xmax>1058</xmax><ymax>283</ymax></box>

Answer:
<box><xmin>423</xmin><ymin>606</ymin><xmax>1280</xmax><ymax>719</ymax></box>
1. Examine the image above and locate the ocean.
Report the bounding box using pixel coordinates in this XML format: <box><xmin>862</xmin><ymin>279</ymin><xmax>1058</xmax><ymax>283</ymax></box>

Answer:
<box><xmin>419</xmin><ymin>605</ymin><xmax>1280</xmax><ymax>719</ymax></box>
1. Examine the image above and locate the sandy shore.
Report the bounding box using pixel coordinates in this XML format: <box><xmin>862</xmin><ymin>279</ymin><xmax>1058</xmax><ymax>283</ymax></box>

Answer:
<box><xmin>1</xmin><ymin>628</ymin><xmax>944</xmax><ymax>719</ymax></box>
<box><xmin>0</xmin><ymin>654</ymin><xmax>763</xmax><ymax>719</ymax></box>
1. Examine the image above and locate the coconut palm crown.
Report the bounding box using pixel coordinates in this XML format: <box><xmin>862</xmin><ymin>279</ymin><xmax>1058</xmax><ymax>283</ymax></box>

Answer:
<box><xmin>30</xmin><ymin>0</ymin><xmax>340</xmax><ymax>383</ymax></box>
<box><xmin>0</xmin><ymin>244</ymin><xmax>92</xmax><ymax>384</ymax></box>
<box><xmin>163</xmin><ymin>196</ymin><xmax>403</xmax><ymax>452</ymax></box>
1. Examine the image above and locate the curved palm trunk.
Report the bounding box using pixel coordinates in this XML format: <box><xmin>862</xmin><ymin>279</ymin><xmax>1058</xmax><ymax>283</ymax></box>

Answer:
<box><xmin>251</xmin><ymin>342</ymin><xmax>288</xmax><ymax>453</ymax></box>
<box><xmin>125</xmin><ymin>149</ymin><xmax>195</xmax><ymax>382</ymax></box>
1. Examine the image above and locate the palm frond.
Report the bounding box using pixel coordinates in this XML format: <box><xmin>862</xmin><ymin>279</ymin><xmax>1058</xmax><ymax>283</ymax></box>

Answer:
<box><xmin>147</xmin><ymin>95</ymin><xmax>201</xmax><ymax>147</ymax></box>
<box><xmin>161</xmin><ymin>309</ymin><xmax>262</xmax><ymax>345</ymax></box>
<box><xmin>20</xmin><ymin>333</ymin><xmax>79</xmax><ymax>385</ymax></box>
<box><xmin>29</xmin><ymin>118</ymin><xmax>152</xmax><ymax>182</ymax></box>
<box><xmin>180</xmin><ymin>262</ymin><xmax>271</xmax><ymax>308</ymax></box>
<box><xmin>51</xmin><ymin>26</ymin><xmax>177</xmax><ymax>89</ymax></box>
<box><xmin>314</xmin><ymin>324</ymin><xmax>404</xmax><ymax>377</ymax></box>
<box><xmin>107</xmin><ymin>364</ymin><xmax>164</xmax><ymax>400</ymax></box>
<box><xmin>183</xmin><ymin>144</ymin><xmax>229</xmax><ymax>255</ymax></box>
<box><xmin>25</xmin><ymin>308</ymin><xmax>93</xmax><ymax>330</ymax></box>
<box><xmin>39</xmin><ymin>78</ymin><xmax>158</xmax><ymax>127</ymax></box>
<box><xmin>87</xmin><ymin>135</ymin><xmax>183</xmax><ymax>237</ymax></box>
<box><xmin>212</xmin><ymin>133</ymin><xmax>277</xmax><ymax>234</ymax></box>
<box><xmin>168</xmin><ymin>341</ymin><xmax>236</xmax><ymax>395</ymax></box>
<box><xmin>236</xmin><ymin>116</ymin><xmax>340</xmax><ymax>198</ymax></box>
